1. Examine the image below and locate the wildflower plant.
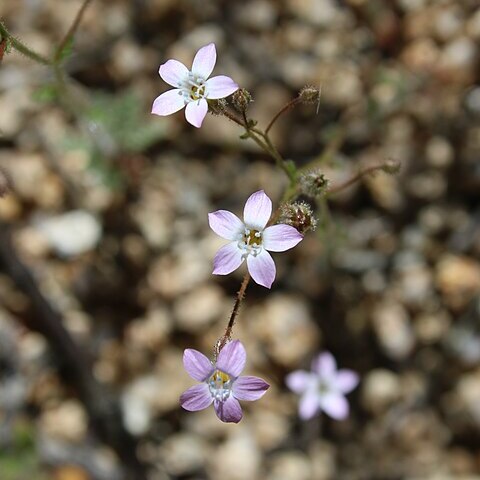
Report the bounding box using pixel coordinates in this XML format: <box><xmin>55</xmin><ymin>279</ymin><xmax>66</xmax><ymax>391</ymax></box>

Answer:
<box><xmin>148</xmin><ymin>41</ymin><xmax>400</xmax><ymax>424</ymax></box>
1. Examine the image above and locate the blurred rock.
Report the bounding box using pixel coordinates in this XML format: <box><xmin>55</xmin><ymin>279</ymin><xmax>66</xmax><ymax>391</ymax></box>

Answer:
<box><xmin>40</xmin><ymin>400</ymin><xmax>88</xmax><ymax>443</ymax></box>
<box><xmin>35</xmin><ymin>210</ymin><xmax>101</xmax><ymax>257</ymax></box>
<box><xmin>266</xmin><ymin>451</ymin><xmax>312</xmax><ymax>480</ymax></box>
<box><xmin>160</xmin><ymin>433</ymin><xmax>209</xmax><ymax>476</ymax></box>
<box><xmin>174</xmin><ymin>283</ymin><xmax>227</xmax><ymax>332</ymax></box>
<box><xmin>435</xmin><ymin>255</ymin><xmax>480</xmax><ymax>310</ymax></box>
<box><xmin>372</xmin><ymin>301</ymin><xmax>414</xmax><ymax>360</ymax></box>
<box><xmin>250</xmin><ymin>294</ymin><xmax>319</xmax><ymax>367</ymax></box>
<box><xmin>362</xmin><ymin>369</ymin><xmax>402</xmax><ymax>414</ymax></box>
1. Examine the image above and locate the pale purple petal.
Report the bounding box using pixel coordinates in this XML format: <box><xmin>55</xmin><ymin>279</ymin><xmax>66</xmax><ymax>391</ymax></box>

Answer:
<box><xmin>216</xmin><ymin>340</ymin><xmax>246</xmax><ymax>378</ymax></box>
<box><xmin>334</xmin><ymin>370</ymin><xmax>359</xmax><ymax>394</ymax></box>
<box><xmin>192</xmin><ymin>43</ymin><xmax>216</xmax><ymax>79</ymax></box>
<box><xmin>214</xmin><ymin>397</ymin><xmax>243</xmax><ymax>423</ymax></box>
<box><xmin>206</xmin><ymin>75</ymin><xmax>239</xmax><ymax>99</ymax></box>
<box><xmin>233</xmin><ymin>376</ymin><xmax>270</xmax><ymax>401</ymax></box>
<box><xmin>185</xmin><ymin>99</ymin><xmax>208</xmax><ymax>128</ymax></box>
<box><xmin>180</xmin><ymin>384</ymin><xmax>213</xmax><ymax>411</ymax></box>
<box><xmin>312</xmin><ymin>352</ymin><xmax>337</xmax><ymax>380</ymax></box>
<box><xmin>212</xmin><ymin>242</ymin><xmax>244</xmax><ymax>275</ymax></box>
<box><xmin>243</xmin><ymin>190</ymin><xmax>272</xmax><ymax>230</ymax></box>
<box><xmin>151</xmin><ymin>89</ymin><xmax>185</xmax><ymax>116</ymax></box>
<box><xmin>208</xmin><ymin>210</ymin><xmax>244</xmax><ymax>241</ymax></box>
<box><xmin>183</xmin><ymin>349</ymin><xmax>214</xmax><ymax>381</ymax></box>
<box><xmin>285</xmin><ymin>370</ymin><xmax>313</xmax><ymax>394</ymax></box>
<box><xmin>318</xmin><ymin>392</ymin><xmax>349</xmax><ymax>420</ymax></box>
<box><xmin>262</xmin><ymin>224</ymin><xmax>303</xmax><ymax>252</ymax></box>
<box><xmin>159</xmin><ymin>59</ymin><xmax>189</xmax><ymax>87</ymax></box>
<box><xmin>299</xmin><ymin>390</ymin><xmax>320</xmax><ymax>420</ymax></box>
<box><xmin>247</xmin><ymin>249</ymin><xmax>276</xmax><ymax>289</ymax></box>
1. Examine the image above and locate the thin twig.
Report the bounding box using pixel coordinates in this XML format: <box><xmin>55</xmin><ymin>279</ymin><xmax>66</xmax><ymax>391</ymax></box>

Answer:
<box><xmin>216</xmin><ymin>273</ymin><xmax>250</xmax><ymax>354</ymax></box>
<box><xmin>327</xmin><ymin>163</ymin><xmax>389</xmax><ymax>196</ymax></box>
<box><xmin>54</xmin><ymin>0</ymin><xmax>93</xmax><ymax>63</ymax></box>
<box><xmin>265</xmin><ymin>96</ymin><xmax>301</xmax><ymax>135</ymax></box>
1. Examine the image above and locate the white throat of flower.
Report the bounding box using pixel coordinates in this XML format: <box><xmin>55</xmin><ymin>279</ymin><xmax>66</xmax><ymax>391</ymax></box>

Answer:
<box><xmin>179</xmin><ymin>72</ymin><xmax>207</xmax><ymax>103</ymax></box>
<box><xmin>238</xmin><ymin>226</ymin><xmax>263</xmax><ymax>259</ymax></box>
<box><xmin>208</xmin><ymin>370</ymin><xmax>232</xmax><ymax>402</ymax></box>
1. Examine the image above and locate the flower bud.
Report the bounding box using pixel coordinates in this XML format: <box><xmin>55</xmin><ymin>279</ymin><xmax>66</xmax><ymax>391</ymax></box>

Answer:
<box><xmin>279</xmin><ymin>201</ymin><xmax>317</xmax><ymax>234</ymax></box>
<box><xmin>232</xmin><ymin>88</ymin><xmax>252</xmax><ymax>112</ymax></box>
<box><xmin>208</xmin><ymin>98</ymin><xmax>228</xmax><ymax>116</ymax></box>
<box><xmin>381</xmin><ymin>159</ymin><xmax>401</xmax><ymax>175</ymax></box>
<box><xmin>299</xmin><ymin>85</ymin><xmax>321</xmax><ymax>105</ymax></box>
<box><xmin>0</xmin><ymin>167</ymin><xmax>13</xmax><ymax>198</ymax></box>
<box><xmin>299</xmin><ymin>170</ymin><xmax>329</xmax><ymax>197</ymax></box>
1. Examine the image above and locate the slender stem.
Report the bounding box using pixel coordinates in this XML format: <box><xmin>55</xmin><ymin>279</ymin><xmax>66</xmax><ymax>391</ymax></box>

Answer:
<box><xmin>327</xmin><ymin>163</ymin><xmax>388</xmax><ymax>196</ymax></box>
<box><xmin>265</xmin><ymin>96</ymin><xmax>301</xmax><ymax>135</ymax></box>
<box><xmin>54</xmin><ymin>0</ymin><xmax>93</xmax><ymax>63</ymax></box>
<box><xmin>216</xmin><ymin>273</ymin><xmax>250</xmax><ymax>354</ymax></box>
<box><xmin>0</xmin><ymin>22</ymin><xmax>51</xmax><ymax>65</ymax></box>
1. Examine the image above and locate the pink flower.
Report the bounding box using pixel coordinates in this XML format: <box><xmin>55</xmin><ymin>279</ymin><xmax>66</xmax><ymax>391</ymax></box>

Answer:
<box><xmin>286</xmin><ymin>352</ymin><xmax>359</xmax><ymax>421</ymax></box>
<box><xmin>180</xmin><ymin>340</ymin><xmax>269</xmax><ymax>423</ymax></box>
<box><xmin>151</xmin><ymin>43</ymin><xmax>238</xmax><ymax>128</ymax></box>
<box><xmin>208</xmin><ymin>190</ymin><xmax>303</xmax><ymax>288</ymax></box>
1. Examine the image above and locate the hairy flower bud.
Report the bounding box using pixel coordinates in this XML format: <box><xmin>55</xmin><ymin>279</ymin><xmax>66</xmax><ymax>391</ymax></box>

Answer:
<box><xmin>208</xmin><ymin>98</ymin><xmax>228</xmax><ymax>116</ymax></box>
<box><xmin>0</xmin><ymin>167</ymin><xmax>13</xmax><ymax>198</ymax></box>
<box><xmin>381</xmin><ymin>159</ymin><xmax>401</xmax><ymax>175</ymax></box>
<box><xmin>279</xmin><ymin>201</ymin><xmax>317</xmax><ymax>234</ymax></box>
<box><xmin>232</xmin><ymin>88</ymin><xmax>253</xmax><ymax>112</ymax></box>
<box><xmin>299</xmin><ymin>85</ymin><xmax>321</xmax><ymax>105</ymax></box>
<box><xmin>299</xmin><ymin>170</ymin><xmax>329</xmax><ymax>197</ymax></box>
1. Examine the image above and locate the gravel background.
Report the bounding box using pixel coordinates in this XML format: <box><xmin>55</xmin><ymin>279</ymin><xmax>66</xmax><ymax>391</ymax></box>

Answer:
<box><xmin>1</xmin><ymin>0</ymin><xmax>480</xmax><ymax>479</ymax></box>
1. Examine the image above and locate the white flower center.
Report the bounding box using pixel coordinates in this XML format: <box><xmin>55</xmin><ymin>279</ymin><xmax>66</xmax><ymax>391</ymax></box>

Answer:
<box><xmin>237</xmin><ymin>227</ymin><xmax>263</xmax><ymax>259</ymax></box>
<box><xmin>179</xmin><ymin>72</ymin><xmax>207</xmax><ymax>103</ymax></box>
<box><xmin>208</xmin><ymin>370</ymin><xmax>232</xmax><ymax>402</ymax></box>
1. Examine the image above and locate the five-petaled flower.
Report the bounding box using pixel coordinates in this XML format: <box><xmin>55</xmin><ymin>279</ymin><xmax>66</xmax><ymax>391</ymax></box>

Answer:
<box><xmin>286</xmin><ymin>351</ymin><xmax>359</xmax><ymax>421</ymax></box>
<box><xmin>180</xmin><ymin>340</ymin><xmax>269</xmax><ymax>423</ymax></box>
<box><xmin>151</xmin><ymin>43</ymin><xmax>238</xmax><ymax>128</ymax></box>
<box><xmin>208</xmin><ymin>190</ymin><xmax>303</xmax><ymax>288</ymax></box>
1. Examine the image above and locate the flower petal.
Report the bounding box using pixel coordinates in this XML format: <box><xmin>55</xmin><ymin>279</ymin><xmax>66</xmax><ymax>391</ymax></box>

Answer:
<box><xmin>243</xmin><ymin>190</ymin><xmax>272</xmax><ymax>230</ymax></box>
<box><xmin>212</xmin><ymin>242</ymin><xmax>244</xmax><ymax>275</ymax></box>
<box><xmin>192</xmin><ymin>43</ymin><xmax>216</xmax><ymax>79</ymax></box>
<box><xmin>159</xmin><ymin>59</ymin><xmax>189</xmax><ymax>87</ymax></box>
<box><xmin>180</xmin><ymin>384</ymin><xmax>213</xmax><ymax>411</ymax></box>
<box><xmin>312</xmin><ymin>352</ymin><xmax>337</xmax><ymax>380</ymax></box>
<box><xmin>334</xmin><ymin>370</ymin><xmax>359</xmax><ymax>394</ymax></box>
<box><xmin>185</xmin><ymin>99</ymin><xmax>208</xmax><ymax>128</ymax></box>
<box><xmin>233</xmin><ymin>376</ymin><xmax>270</xmax><ymax>401</ymax></box>
<box><xmin>208</xmin><ymin>210</ymin><xmax>244</xmax><ymax>241</ymax></box>
<box><xmin>206</xmin><ymin>75</ymin><xmax>239</xmax><ymax>99</ymax></box>
<box><xmin>247</xmin><ymin>249</ymin><xmax>276</xmax><ymax>289</ymax></box>
<box><xmin>151</xmin><ymin>89</ymin><xmax>185</xmax><ymax>116</ymax></box>
<box><xmin>285</xmin><ymin>370</ymin><xmax>314</xmax><ymax>394</ymax></box>
<box><xmin>183</xmin><ymin>349</ymin><xmax>214</xmax><ymax>381</ymax></box>
<box><xmin>263</xmin><ymin>224</ymin><xmax>303</xmax><ymax>252</ymax></box>
<box><xmin>216</xmin><ymin>340</ymin><xmax>246</xmax><ymax>378</ymax></box>
<box><xmin>214</xmin><ymin>397</ymin><xmax>243</xmax><ymax>423</ymax></box>
<box><xmin>299</xmin><ymin>390</ymin><xmax>320</xmax><ymax>420</ymax></box>
<box><xmin>318</xmin><ymin>392</ymin><xmax>349</xmax><ymax>420</ymax></box>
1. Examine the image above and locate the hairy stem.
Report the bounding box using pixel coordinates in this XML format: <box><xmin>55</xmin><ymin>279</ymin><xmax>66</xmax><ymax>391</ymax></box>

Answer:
<box><xmin>0</xmin><ymin>21</ymin><xmax>51</xmax><ymax>65</ymax></box>
<box><xmin>327</xmin><ymin>163</ymin><xmax>391</xmax><ymax>196</ymax></box>
<box><xmin>54</xmin><ymin>0</ymin><xmax>93</xmax><ymax>63</ymax></box>
<box><xmin>216</xmin><ymin>273</ymin><xmax>251</xmax><ymax>354</ymax></box>
<box><xmin>265</xmin><ymin>96</ymin><xmax>301</xmax><ymax>135</ymax></box>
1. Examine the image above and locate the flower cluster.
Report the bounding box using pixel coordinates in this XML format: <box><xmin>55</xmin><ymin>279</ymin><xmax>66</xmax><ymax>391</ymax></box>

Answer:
<box><xmin>152</xmin><ymin>44</ymin><xmax>360</xmax><ymax>425</ymax></box>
